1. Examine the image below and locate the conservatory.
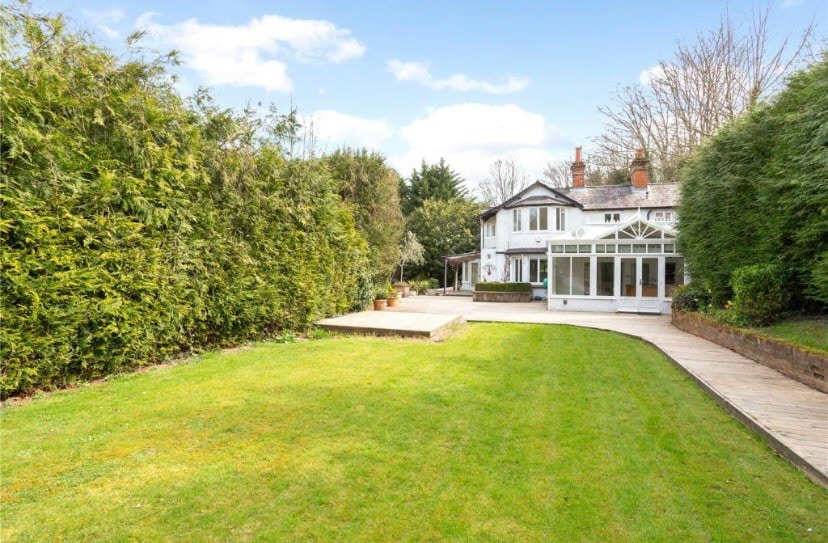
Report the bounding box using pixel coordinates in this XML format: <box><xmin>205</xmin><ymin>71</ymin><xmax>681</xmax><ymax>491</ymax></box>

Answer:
<box><xmin>547</xmin><ymin>219</ymin><xmax>687</xmax><ymax>314</ymax></box>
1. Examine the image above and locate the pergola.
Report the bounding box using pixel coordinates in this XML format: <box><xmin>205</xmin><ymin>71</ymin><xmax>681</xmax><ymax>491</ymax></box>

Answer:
<box><xmin>443</xmin><ymin>251</ymin><xmax>480</xmax><ymax>294</ymax></box>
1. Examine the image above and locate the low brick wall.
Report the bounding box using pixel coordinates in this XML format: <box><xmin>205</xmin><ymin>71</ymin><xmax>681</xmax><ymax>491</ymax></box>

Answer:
<box><xmin>473</xmin><ymin>291</ymin><xmax>532</xmax><ymax>303</ymax></box>
<box><xmin>672</xmin><ymin>311</ymin><xmax>827</xmax><ymax>393</ymax></box>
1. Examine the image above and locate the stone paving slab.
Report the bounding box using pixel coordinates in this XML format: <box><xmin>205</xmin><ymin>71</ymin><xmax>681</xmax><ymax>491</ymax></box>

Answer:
<box><xmin>389</xmin><ymin>296</ymin><xmax>828</xmax><ymax>488</ymax></box>
<box><xmin>318</xmin><ymin>310</ymin><xmax>462</xmax><ymax>338</ymax></box>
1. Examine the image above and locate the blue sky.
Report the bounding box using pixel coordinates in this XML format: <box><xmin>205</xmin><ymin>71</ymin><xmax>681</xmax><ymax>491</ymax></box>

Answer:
<box><xmin>32</xmin><ymin>0</ymin><xmax>826</xmax><ymax>190</ymax></box>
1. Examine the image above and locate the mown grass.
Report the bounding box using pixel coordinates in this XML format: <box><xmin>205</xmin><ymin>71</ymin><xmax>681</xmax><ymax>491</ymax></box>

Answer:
<box><xmin>749</xmin><ymin>317</ymin><xmax>828</xmax><ymax>353</ymax></box>
<box><xmin>2</xmin><ymin>323</ymin><xmax>825</xmax><ymax>542</ymax></box>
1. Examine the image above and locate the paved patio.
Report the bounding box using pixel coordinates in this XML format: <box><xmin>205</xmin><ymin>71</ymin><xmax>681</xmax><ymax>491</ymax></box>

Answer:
<box><xmin>318</xmin><ymin>310</ymin><xmax>461</xmax><ymax>338</ymax></box>
<box><xmin>385</xmin><ymin>296</ymin><xmax>828</xmax><ymax>487</ymax></box>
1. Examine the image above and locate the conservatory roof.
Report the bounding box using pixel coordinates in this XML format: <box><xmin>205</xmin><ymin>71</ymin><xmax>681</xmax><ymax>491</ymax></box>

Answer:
<box><xmin>548</xmin><ymin>218</ymin><xmax>676</xmax><ymax>243</ymax></box>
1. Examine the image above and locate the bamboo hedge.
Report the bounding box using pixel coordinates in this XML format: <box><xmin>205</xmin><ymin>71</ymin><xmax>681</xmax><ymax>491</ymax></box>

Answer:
<box><xmin>0</xmin><ymin>10</ymin><xmax>373</xmax><ymax>397</ymax></box>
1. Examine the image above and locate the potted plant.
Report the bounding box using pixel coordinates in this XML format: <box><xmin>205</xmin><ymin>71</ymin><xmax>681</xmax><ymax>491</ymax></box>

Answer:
<box><xmin>393</xmin><ymin>282</ymin><xmax>410</xmax><ymax>298</ymax></box>
<box><xmin>373</xmin><ymin>285</ymin><xmax>388</xmax><ymax>311</ymax></box>
<box><xmin>387</xmin><ymin>286</ymin><xmax>400</xmax><ymax>308</ymax></box>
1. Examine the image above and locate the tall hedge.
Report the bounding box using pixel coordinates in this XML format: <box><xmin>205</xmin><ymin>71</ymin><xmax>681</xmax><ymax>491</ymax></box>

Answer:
<box><xmin>678</xmin><ymin>55</ymin><xmax>828</xmax><ymax>308</ymax></box>
<box><xmin>0</xmin><ymin>10</ymin><xmax>369</xmax><ymax>397</ymax></box>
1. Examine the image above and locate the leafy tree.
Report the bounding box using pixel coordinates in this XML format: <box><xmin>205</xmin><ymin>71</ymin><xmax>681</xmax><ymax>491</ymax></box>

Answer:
<box><xmin>402</xmin><ymin>158</ymin><xmax>468</xmax><ymax>214</ymax></box>
<box><xmin>406</xmin><ymin>198</ymin><xmax>482</xmax><ymax>284</ymax></box>
<box><xmin>678</xmin><ymin>54</ymin><xmax>828</xmax><ymax>308</ymax></box>
<box><xmin>325</xmin><ymin>147</ymin><xmax>404</xmax><ymax>281</ymax></box>
<box><xmin>397</xmin><ymin>231</ymin><xmax>425</xmax><ymax>282</ymax></box>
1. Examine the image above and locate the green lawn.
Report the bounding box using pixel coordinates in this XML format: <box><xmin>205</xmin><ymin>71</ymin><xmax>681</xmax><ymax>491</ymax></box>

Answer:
<box><xmin>2</xmin><ymin>324</ymin><xmax>825</xmax><ymax>542</ymax></box>
<box><xmin>749</xmin><ymin>317</ymin><xmax>828</xmax><ymax>353</ymax></box>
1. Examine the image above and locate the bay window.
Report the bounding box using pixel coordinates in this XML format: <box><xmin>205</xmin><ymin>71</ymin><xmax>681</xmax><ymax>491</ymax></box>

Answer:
<box><xmin>529</xmin><ymin>207</ymin><xmax>548</xmax><ymax>231</ymax></box>
<box><xmin>529</xmin><ymin>257</ymin><xmax>548</xmax><ymax>283</ymax></box>
<box><xmin>512</xmin><ymin>209</ymin><xmax>522</xmax><ymax>232</ymax></box>
<box><xmin>513</xmin><ymin>257</ymin><xmax>524</xmax><ymax>282</ymax></box>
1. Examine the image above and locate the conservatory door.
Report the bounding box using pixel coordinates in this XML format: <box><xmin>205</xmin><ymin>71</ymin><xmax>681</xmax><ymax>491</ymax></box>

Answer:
<box><xmin>617</xmin><ymin>257</ymin><xmax>661</xmax><ymax>313</ymax></box>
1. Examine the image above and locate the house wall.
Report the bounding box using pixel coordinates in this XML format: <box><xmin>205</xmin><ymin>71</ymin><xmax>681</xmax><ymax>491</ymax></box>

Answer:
<box><xmin>477</xmin><ymin>185</ymin><xmax>679</xmax><ymax>315</ymax></box>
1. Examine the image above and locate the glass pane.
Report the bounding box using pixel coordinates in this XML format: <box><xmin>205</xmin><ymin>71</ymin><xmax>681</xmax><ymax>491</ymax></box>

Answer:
<box><xmin>539</xmin><ymin>208</ymin><xmax>548</xmax><ymax>230</ymax></box>
<box><xmin>565</xmin><ymin>245</ymin><xmax>577</xmax><ymax>254</ymax></box>
<box><xmin>572</xmin><ymin>257</ymin><xmax>590</xmax><ymax>295</ymax></box>
<box><xmin>641</xmin><ymin>257</ymin><xmax>658</xmax><ymax>297</ymax></box>
<box><xmin>665</xmin><ymin>257</ymin><xmax>685</xmax><ymax>298</ymax></box>
<box><xmin>597</xmin><ymin>257</ymin><xmax>614</xmax><ymax>296</ymax></box>
<box><xmin>633</xmin><ymin>244</ymin><xmax>647</xmax><ymax>253</ymax></box>
<box><xmin>550</xmin><ymin>245</ymin><xmax>564</xmax><ymax>253</ymax></box>
<box><xmin>557</xmin><ymin>208</ymin><xmax>566</xmax><ymax>231</ymax></box>
<box><xmin>595</xmin><ymin>244</ymin><xmax>605</xmax><ymax>253</ymax></box>
<box><xmin>618</xmin><ymin>245</ymin><xmax>632</xmax><ymax>253</ymax></box>
<box><xmin>539</xmin><ymin>258</ymin><xmax>548</xmax><ymax>282</ymax></box>
<box><xmin>648</xmin><ymin>244</ymin><xmax>661</xmax><ymax>253</ymax></box>
<box><xmin>664</xmin><ymin>243</ymin><xmax>675</xmax><ymax>253</ymax></box>
<box><xmin>621</xmin><ymin>258</ymin><xmax>636</xmax><ymax>297</ymax></box>
<box><xmin>530</xmin><ymin>259</ymin><xmax>539</xmax><ymax>282</ymax></box>
<box><xmin>553</xmin><ymin>257</ymin><xmax>570</xmax><ymax>295</ymax></box>
<box><xmin>529</xmin><ymin>208</ymin><xmax>538</xmax><ymax>231</ymax></box>
<box><xmin>579</xmin><ymin>244</ymin><xmax>591</xmax><ymax>253</ymax></box>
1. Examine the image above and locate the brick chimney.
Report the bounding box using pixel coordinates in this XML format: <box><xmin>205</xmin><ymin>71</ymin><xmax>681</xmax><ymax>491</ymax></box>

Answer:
<box><xmin>570</xmin><ymin>146</ymin><xmax>585</xmax><ymax>188</ymax></box>
<box><xmin>630</xmin><ymin>148</ymin><xmax>649</xmax><ymax>190</ymax></box>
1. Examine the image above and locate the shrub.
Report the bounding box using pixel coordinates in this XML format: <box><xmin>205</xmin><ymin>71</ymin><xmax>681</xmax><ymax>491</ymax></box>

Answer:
<box><xmin>475</xmin><ymin>282</ymin><xmax>532</xmax><ymax>293</ymax></box>
<box><xmin>671</xmin><ymin>284</ymin><xmax>712</xmax><ymax>313</ymax></box>
<box><xmin>730</xmin><ymin>264</ymin><xmax>792</xmax><ymax>326</ymax></box>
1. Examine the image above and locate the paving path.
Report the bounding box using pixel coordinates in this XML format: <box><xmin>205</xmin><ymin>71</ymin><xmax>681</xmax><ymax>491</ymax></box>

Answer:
<box><xmin>390</xmin><ymin>296</ymin><xmax>828</xmax><ymax>487</ymax></box>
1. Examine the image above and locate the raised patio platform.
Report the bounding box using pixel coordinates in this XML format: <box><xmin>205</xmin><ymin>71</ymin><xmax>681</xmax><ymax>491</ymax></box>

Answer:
<box><xmin>317</xmin><ymin>310</ymin><xmax>462</xmax><ymax>338</ymax></box>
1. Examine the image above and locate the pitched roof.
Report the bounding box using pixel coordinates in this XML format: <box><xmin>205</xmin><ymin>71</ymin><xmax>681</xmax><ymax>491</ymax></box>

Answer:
<box><xmin>480</xmin><ymin>181</ymin><xmax>680</xmax><ymax>220</ymax></box>
<box><xmin>556</xmin><ymin>183</ymin><xmax>681</xmax><ymax>210</ymax></box>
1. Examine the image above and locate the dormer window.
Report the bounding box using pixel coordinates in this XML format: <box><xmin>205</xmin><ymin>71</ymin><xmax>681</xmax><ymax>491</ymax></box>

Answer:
<box><xmin>528</xmin><ymin>207</ymin><xmax>548</xmax><ymax>231</ymax></box>
<box><xmin>604</xmin><ymin>213</ymin><xmax>621</xmax><ymax>223</ymax></box>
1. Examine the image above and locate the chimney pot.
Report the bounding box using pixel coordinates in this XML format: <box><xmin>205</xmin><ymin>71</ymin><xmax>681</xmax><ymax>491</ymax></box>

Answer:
<box><xmin>575</xmin><ymin>146</ymin><xmax>582</xmax><ymax>163</ymax></box>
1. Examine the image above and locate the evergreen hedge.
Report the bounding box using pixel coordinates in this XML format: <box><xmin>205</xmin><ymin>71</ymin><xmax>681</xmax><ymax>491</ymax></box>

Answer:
<box><xmin>0</xmin><ymin>10</ymin><xmax>371</xmax><ymax>397</ymax></box>
<box><xmin>678</xmin><ymin>55</ymin><xmax>828</xmax><ymax>309</ymax></box>
<box><xmin>475</xmin><ymin>282</ymin><xmax>532</xmax><ymax>292</ymax></box>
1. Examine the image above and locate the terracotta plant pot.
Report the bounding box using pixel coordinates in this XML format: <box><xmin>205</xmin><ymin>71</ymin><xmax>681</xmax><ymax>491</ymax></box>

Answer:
<box><xmin>373</xmin><ymin>299</ymin><xmax>387</xmax><ymax>311</ymax></box>
<box><xmin>393</xmin><ymin>284</ymin><xmax>410</xmax><ymax>298</ymax></box>
<box><xmin>387</xmin><ymin>294</ymin><xmax>399</xmax><ymax>308</ymax></box>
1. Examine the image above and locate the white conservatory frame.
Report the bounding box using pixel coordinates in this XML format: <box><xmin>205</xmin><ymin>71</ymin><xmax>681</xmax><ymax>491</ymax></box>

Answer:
<box><xmin>546</xmin><ymin>218</ymin><xmax>687</xmax><ymax>314</ymax></box>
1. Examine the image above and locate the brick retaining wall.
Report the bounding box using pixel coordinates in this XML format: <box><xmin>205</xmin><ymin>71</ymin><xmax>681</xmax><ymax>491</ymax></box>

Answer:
<box><xmin>672</xmin><ymin>311</ymin><xmax>827</xmax><ymax>393</ymax></box>
<box><xmin>472</xmin><ymin>291</ymin><xmax>532</xmax><ymax>303</ymax></box>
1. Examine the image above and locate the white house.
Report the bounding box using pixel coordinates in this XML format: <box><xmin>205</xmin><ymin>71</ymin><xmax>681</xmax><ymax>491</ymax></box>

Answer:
<box><xmin>459</xmin><ymin>147</ymin><xmax>685</xmax><ymax>314</ymax></box>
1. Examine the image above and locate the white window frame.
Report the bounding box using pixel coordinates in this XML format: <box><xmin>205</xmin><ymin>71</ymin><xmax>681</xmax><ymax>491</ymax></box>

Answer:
<box><xmin>513</xmin><ymin>257</ymin><xmax>524</xmax><ymax>282</ymax></box>
<box><xmin>528</xmin><ymin>257</ymin><xmax>547</xmax><ymax>283</ymax></box>
<box><xmin>604</xmin><ymin>212</ymin><xmax>620</xmax><ymax>223</ymax></box>
<box><xmin>653</xmin><ymin>210</ymin><xmax>674</xmax><ymax>222</ymax></box>
<box><xmin>485</xmin><ymin>219</ymin><xmax>496</xmax><ymax>237</ymax></box>
<box><xmin>512</xmin><ymin>209</ymin><xmax>522</xmax><ymax>232</ymax></box>
<box><xmin>556</xmin><ymin>208</ymin><xmax>566</xmax><ymax>231</ymax></box>
<box><xmin>528</xmin><ymin>207</ymin><xmax>549</xmax><ymax>232</ymax></box>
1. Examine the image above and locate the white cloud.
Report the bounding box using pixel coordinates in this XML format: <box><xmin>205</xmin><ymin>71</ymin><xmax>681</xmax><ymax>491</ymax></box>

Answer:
<box><xmin>301</xmin><ymin>110</ymin><xmax>393</xmax><ymax>150</ymax></box>
<box><xmin>84</xmin><ymin>8</ymin><xmax>124</xmax><ymax>39</ymax></box>
<box><xmin>638</xmin><ymin>64</ymin><xmax>664</xmax><ymax>86</ymax></box>
<box><xmin>392</xmin><ymin>103</ymin><xmax>570</xmax><ymax>188</ymax></box>
<box><xmin>387</xmin><ymin>60</ymin><xmax>528</xmax><ymax>94</ymax></box>
<box><xmin>138</xmin><ymin>13</ymin><xmax>366</xmax><ymax>92</ymax></box>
